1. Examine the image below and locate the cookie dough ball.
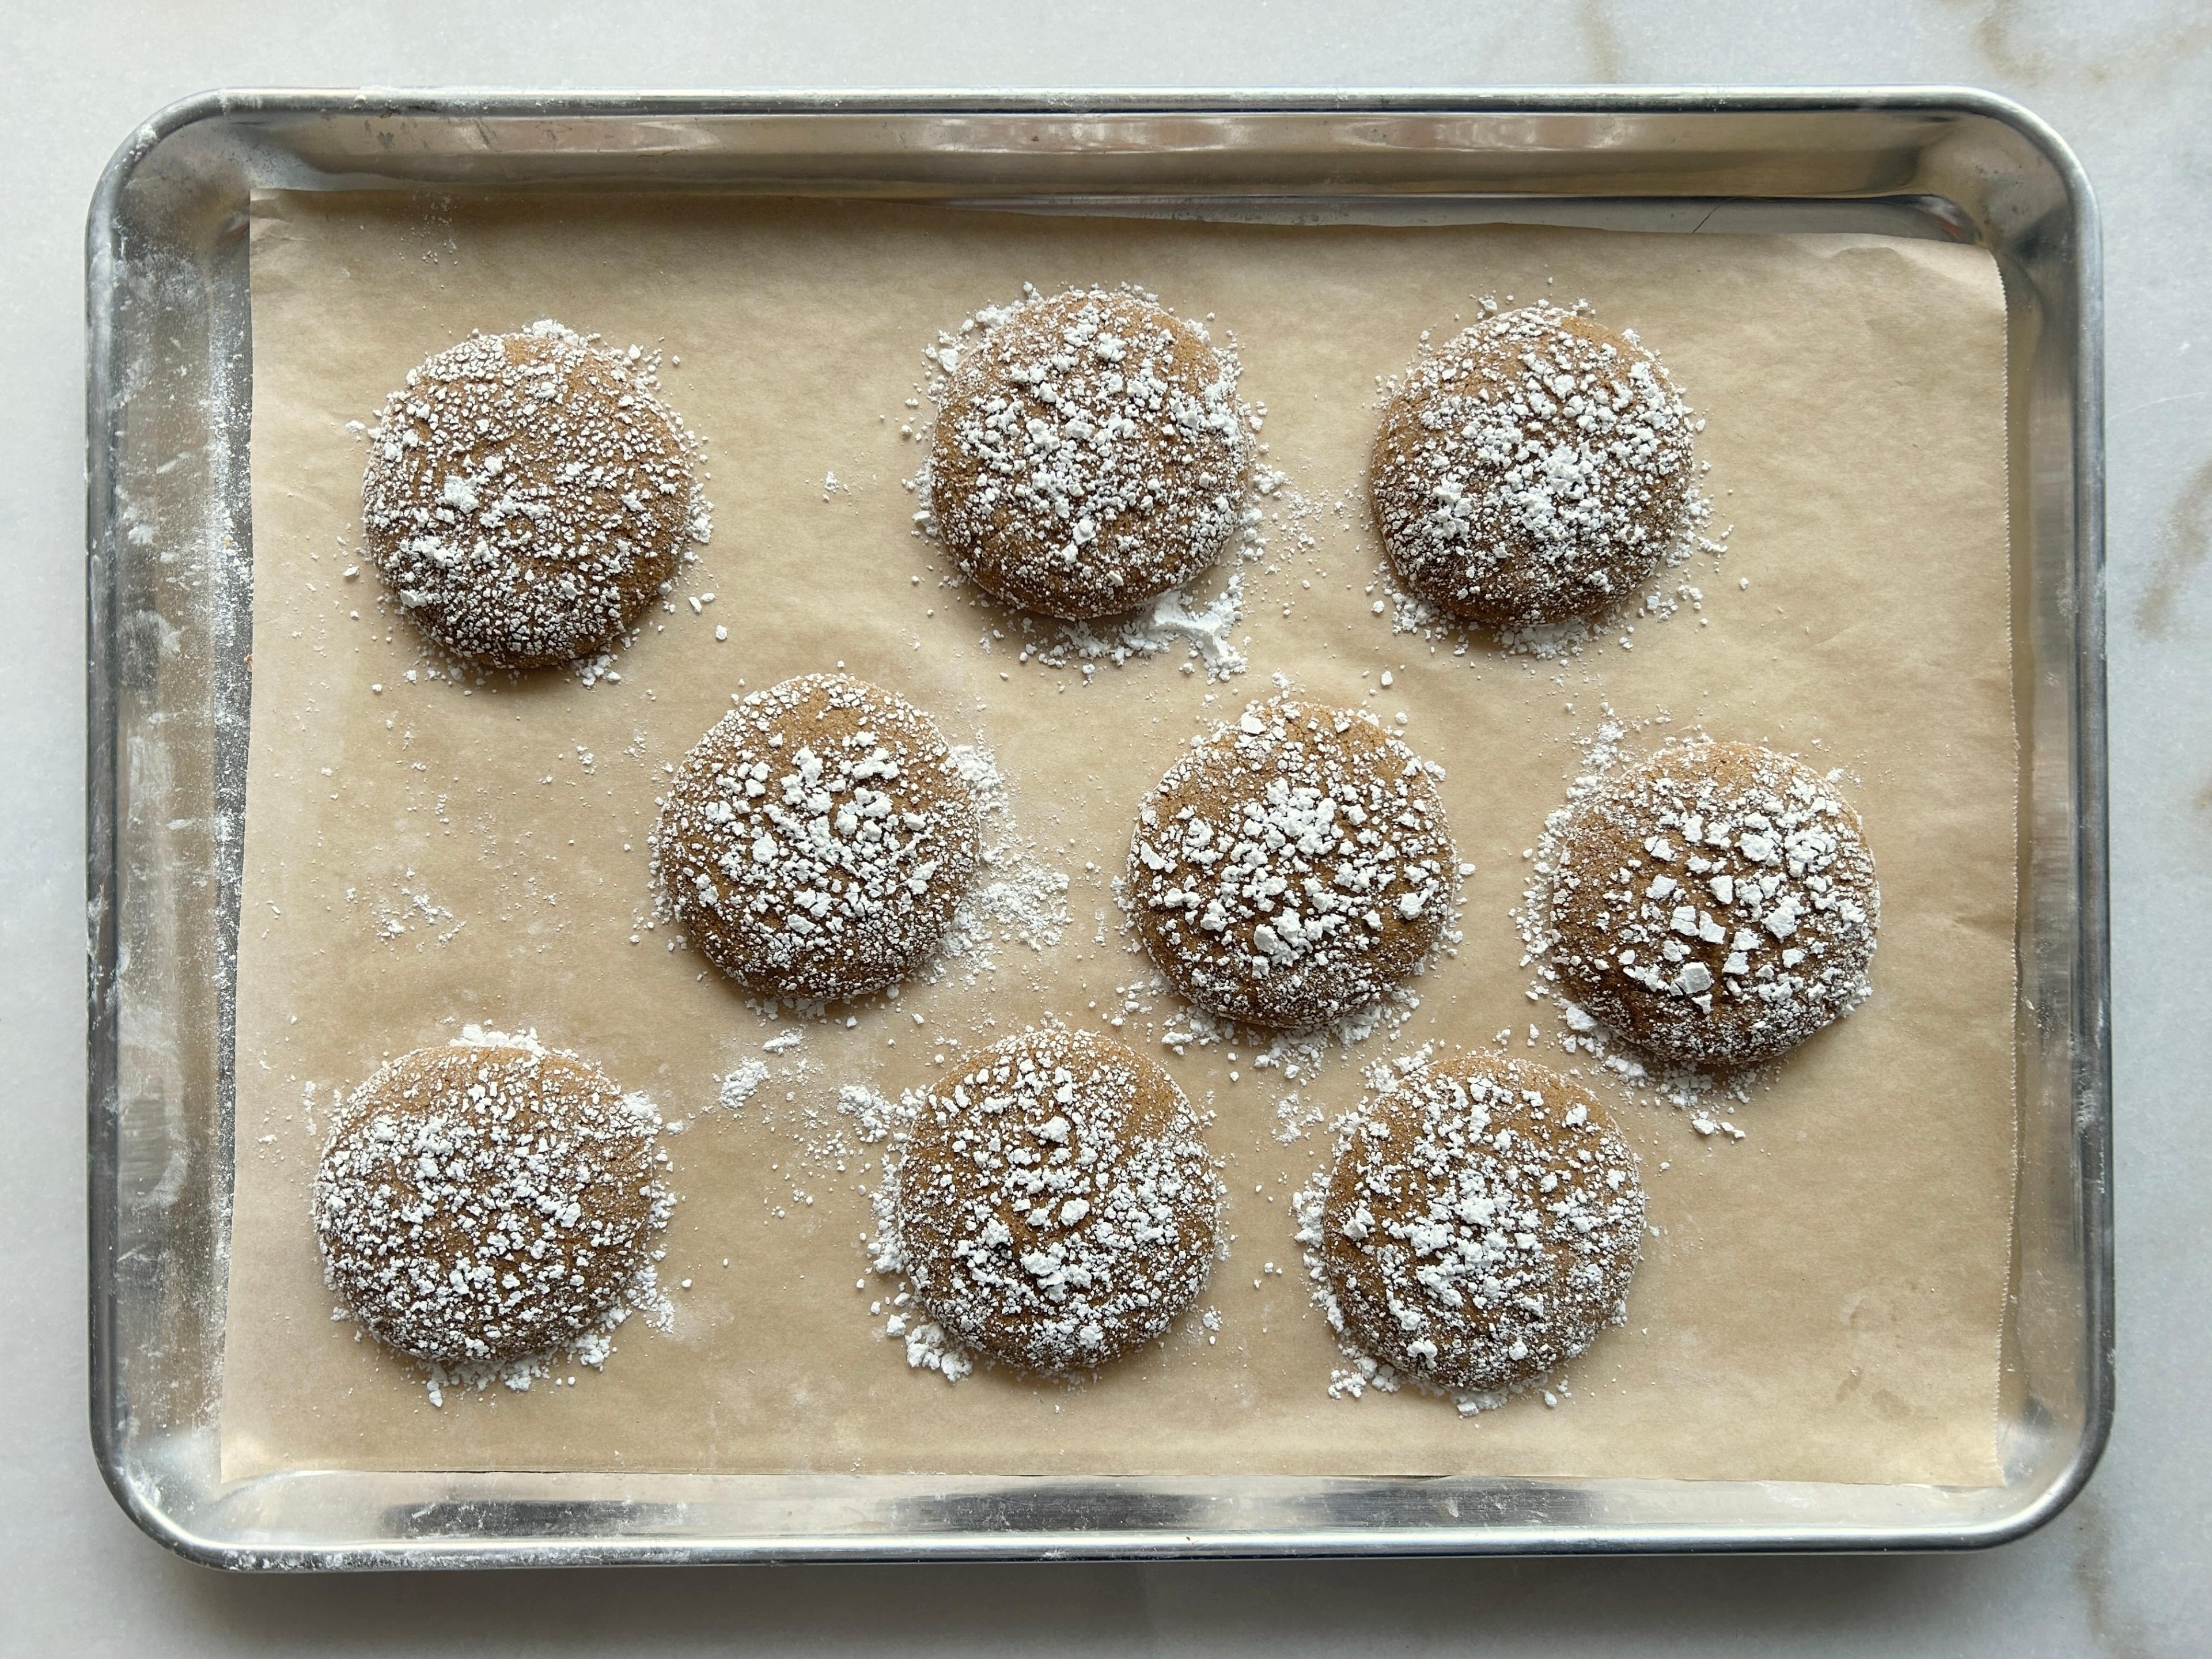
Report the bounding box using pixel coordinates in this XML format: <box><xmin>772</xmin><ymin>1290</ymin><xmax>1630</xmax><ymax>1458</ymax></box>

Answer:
<box><xmin>1128</xmin><ymin>697</ymin><xmax>1455</xmax><ymax>1030</ymax></box>
<box><xmin>312</xmin><ymin>1032</ymin><xmax>672</xmax><ymax>1366</ymax></box>
<box><xmin>654</xmin><ymin>673</ymin><xmax>979</xmax><ymax>1003</ymax></box>
<box><xmin>362</xmin><ymin>320</ymin><xmax>705</xmax><ymax>667</ymax></box>
<box><xmin>895</xmin><ymin>1029</ymin><xmax>1222</xmax><ymax>1373</ymax></box>
<box><xmin>1317</xmin><ymin>1053</ymin><xmax>1643</xmax><ymax>1395</ymax></box>
<box><xmin>1371</xmin><ymin>306</ymin><xmax>1695</xmax><ymax>629</ymax></box>
<box><xmin>1544</xmin><ymin>739</ymin><xmax>1880</xmax><ymax>1068</ymax></box>
<box><xmin>927</xmin><ymin>287</ymin><xmax>1252</xmax><ymax>619</ymax></box>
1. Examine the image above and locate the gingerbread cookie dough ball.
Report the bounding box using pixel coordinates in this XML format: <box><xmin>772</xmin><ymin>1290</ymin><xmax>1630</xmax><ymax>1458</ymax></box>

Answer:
<box><xmin>362</xmin><ymin>320</ymin><xmax>706</xmax><ymax>668</ymax></box>
<box><xmin>1317</xmin><ymin>1053</ymin><xmax>1643</xmax><ymax>1395</ymax></box>
<box><xmin>312</xmin><ymin>1032</ymin><xmax>673</xmax><ymax>1366</ymax></box>
<box><xmin>927</xmin><ymin>287</ymin><xmax>1252</xmax><ymax>619</ymax></box>
<box><xmin>1371</xmin><ymin>305</ymin><xmax>1696</xmax><ymax>629</ymax></box>
<box><xmin>1128</xmin><ymin>697</ymin><xmax>1455</xmax><ymax>1031</ymax></box>
<box><xmin>654</xmin><ymin>673</ymin><xmax>979</xmax><ymax>1003</ymax></box>
<box><xmin>1544</xmin><ymin>739</ymin><xmax>1880</xmax><ymax>1069</ymax></box>
<box><xmin>894</xmin><ymin>1028</ymin><xmax>1222</xmax><ymax>1373</ymax></box>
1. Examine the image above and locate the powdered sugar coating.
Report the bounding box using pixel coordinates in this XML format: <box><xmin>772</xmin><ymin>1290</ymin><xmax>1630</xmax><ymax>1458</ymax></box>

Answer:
<box><xmin>1316</xmin><ymin>1052</ymin><xmax>1643</xmax><ymax>1395</ymax></box>
<box><xmin>312</xmin><ymin>1032</ymin><xmax>673</xmax><ymax>1366</ymax></box>
<box><xmin>362</xmin><ymin>320</ymin><xmax>707</xmax><ymax>667</ymax></box>
<box><xmin>1543</xmin><ymin>738</ymin><xmax>1880</xmax><ymax>1067</ymax></box>
<box><xmin>927</xmin><ymin>287</ymin><xmax>1252</xmax><ymax>619</ymax></box>
<box><xmin>654</xmin><ymin>673</ymin><xmax>979</xmax><ymax>1002</ymax></box>
<box><xmin>1371</xmin><ymin>305</ymin><xmax>1695</xmax><ymax>628</ymax></box>
<box><xmin>1128</xmin><ymin>696</ymin><xmax>1455</xmax><ymax>1031</ymax></box>
<box><xmin>893</xmin><ymin>1029</ymin><xmax>1222</xmax><ymax>1373</ymax></box>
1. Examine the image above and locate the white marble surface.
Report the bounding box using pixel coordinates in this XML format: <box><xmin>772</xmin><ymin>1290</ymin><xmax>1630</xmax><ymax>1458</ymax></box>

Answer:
<box><xmin>3</xmin><ymin>2</ymin><xmax>2205</xmax><ymax>1652</ymax></box>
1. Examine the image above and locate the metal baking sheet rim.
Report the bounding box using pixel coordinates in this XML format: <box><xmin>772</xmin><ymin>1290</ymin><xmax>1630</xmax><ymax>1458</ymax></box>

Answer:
<box><xmin>84</xmin><ymin>87</ymin><xmax>2111</xmax><ymax>1569</ymax></box>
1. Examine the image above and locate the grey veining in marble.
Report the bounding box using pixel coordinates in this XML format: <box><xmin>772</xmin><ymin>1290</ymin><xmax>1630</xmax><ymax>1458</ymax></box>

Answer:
<box><xmin>2</xmin><ymin>2</ymin><xmax>2203</xmax><ymax>1653</ymax></box>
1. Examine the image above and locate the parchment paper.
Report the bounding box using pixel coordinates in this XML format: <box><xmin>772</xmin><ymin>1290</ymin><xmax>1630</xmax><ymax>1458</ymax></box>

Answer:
<box><xmin>224</xmin><ymin>194</ymin><xmax>2015</xmax><ymax>1486</ymax></box>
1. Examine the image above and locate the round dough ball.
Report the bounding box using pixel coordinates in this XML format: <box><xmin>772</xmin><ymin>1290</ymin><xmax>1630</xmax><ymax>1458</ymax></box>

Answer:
<box><xmin>1371</xmin><ymin>305</ymin><xmax>1695</xmax><ymax>629</ymax></box>
<box><xmin>1318</xmin><ymin>1052</ymin><xmax>1643</xmax><ymax>1395</ymax></box>
<box><xmin>895</xmin><ymin>1028</ymin><xmax>1221</xmax><ymax>1373</ymax></box>
<box><xmin>654</xmin><ymin>673</ymin><xmax>979</xmax><ymax>1003</ymax></box>
<box><xmin>1544</xmin><ymin>738</ymin><xmax>1880</xmax><ymax>1068</ymax></box>
<box><xmin>362</xmin><ymin>320</ymin><xmax>703</xmax><ymax>667</ymax></box>
<box><xmin>1127</xmin><ymin>696</ymin><xmax>1455</xmax><ymax>1031</ymax></box>
<box><xmin>927</xmin><ymin>287</ymin><xmax>1251</xmax><ymax>619</ymax></box>
<box><xmin>312</xmin><ymin>1032</ymin><xmax>672</xmax><ymax>1366</ymax></box>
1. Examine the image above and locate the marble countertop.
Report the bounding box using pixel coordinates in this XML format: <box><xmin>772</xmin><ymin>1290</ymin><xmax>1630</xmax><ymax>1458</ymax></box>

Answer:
<box><xmin>3</xmin><ymin>3</ymin><xmax>2202</xmax><ymax>1652</ymax></box>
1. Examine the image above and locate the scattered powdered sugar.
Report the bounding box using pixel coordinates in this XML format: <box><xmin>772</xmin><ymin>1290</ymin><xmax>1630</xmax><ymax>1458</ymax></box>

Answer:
<box><xmin>916</xmin><ymin>497</ymin><xmax>1268</xmax><ymax>685</ymax></box>
<box><xmin>1143</xmin><ymin>581</ymin><xmax>1248</xmax><ymax>673</ymax></box>
<box><xmin>888</xmin><ymin>1306</ymin><xmax>976</xmax><ymax>1383</ymax></box>
<box><xmin>1379</xmin><ymin>517</ymin><xmax>1729</xmax><ymax>664</ymax></box>
<box><xmin>931</xmin><ymin>740</ymin><xmax>1072</xmax><ymax>983</ymax></box>
<box><xmin>1543</xmin><ymin>1000</ymin><xmax>1753</xmax><ymax>1130</ymax></box>
<box><xmin>1296</xmin><ymin>1176</ymin><xmax>1431</xmax><ymax>1406</ymax></box>
<box><xmin>1153</xmin><ymin>982</ymin><xmax>1430</xmax><ymax>1141</ymax></box>
<box><xmin>993</xmin><ymin>560</ymin><xmax>1257</xmax><ymax>681</ymax></box>
<box><xmin>350</xmin><ymin>868</ymin><xmax>466</xmax><ymax>949</ymax></box>
<box><xmin>847</xmin><ymin>1083</ymin><xmax>980</xmax><ymax>1383</ymax></box>
<box><xmin>711</xmin><ymin>1059</ymin><xmax>901</xmax><ymax>1213</ymax></box>
<box><xmin>858</xmin><ymin>1099</ymin><xmax>979</xmax><ymax>1384</ymax></box>
<box><xmin>413</xmin><ymin>1290</ymin><xmax>670</xmax><ymax>1407</ymax></box>
<box><xmin>1274</xmin><ymin>1089</ymin><xmax>1328</xmax><ymax>1144</ymax></box>
<box><xmin>835</xmin><ymin>1081</ymin><xmax>906</xmax><ymax>1145</ymax></box>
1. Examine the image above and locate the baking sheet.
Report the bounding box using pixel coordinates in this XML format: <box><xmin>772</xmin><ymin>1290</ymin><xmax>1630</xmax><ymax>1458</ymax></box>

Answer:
<box><xmin>222</xmin><ymin>194</ymin><xmax>2014</xmax><ymax>1486</ymax></box>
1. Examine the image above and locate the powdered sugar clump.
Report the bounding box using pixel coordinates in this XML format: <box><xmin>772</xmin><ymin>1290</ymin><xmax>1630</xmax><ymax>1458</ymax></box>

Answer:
<box><xmin>717</xmin><ymin>1059</ymin><xmax>770</xmax><ymax>1115</ymax></box>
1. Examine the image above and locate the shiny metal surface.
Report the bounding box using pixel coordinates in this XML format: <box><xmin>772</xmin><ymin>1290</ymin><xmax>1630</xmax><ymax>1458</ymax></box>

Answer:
<box><xmin>84</xmin><ymin>88</ymin><xmax>2109</xmax><ymax>1569</ymax></box>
